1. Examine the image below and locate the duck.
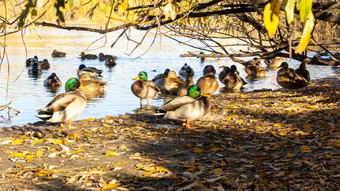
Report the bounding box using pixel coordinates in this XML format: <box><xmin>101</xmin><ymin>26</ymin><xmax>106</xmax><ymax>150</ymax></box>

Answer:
<box><xmin>37</xmin><ymin>78</ymin><xmax>87</xmax><ymax>128</ymax></box>
<box><xmin>51</xmin><ymin>50</ymin><xmax>66</xmax><ymax>57</ymax></box>
<box><xmin>131</xmin><ymin>71</ymin><xmax>160</xmax><ymax>108</ymax></box>
<box><xmin>79</xmin><ymin>73</ymin><xmax>107</xmax><ymax>93</ymax></box>
<box><xmin>245</xmin><ymin>63</ymin><xmax>267</xmax><ymax>77</ymax></box>
<box><xmin>77</xmin><ymin>64</ymin><xmax>103</xmax><ymax>77</ymax></box>
<box><xmin>221</xmin><ymin>65</ymin><xmax>246</xmax><ymax>90</ymax></box>
<box><xmin>105</xmin><ymin>56</ymin><xmax>117</xmax><ymax>67</ymax></box>
<box><xmin>198</xmin><ymin>51</ymin><xmax>205</xmax><ymax>62</ymax></box>
<box><xmin>43</xmin><ymin>73</ymin><xmax>62</xmax><ymax>87</ymax></box>
<box><xmin>151</xmin><ymin>68</ymin><xmax>170</xmax><ymax>92</ymax></box>
<box><xmin>38</xmin><ymin>59</ymin><xmax>50</xmax><ymax>70</ymax></box>
<box><xmin>26</xmin><ymin>55</ymin><xmax>38</xmax><ymax>67</ymax></box>
<box><xmin>218</xmin><ymin>66</ymin><xmax>230</xmax><ymax>83</ymax></box>
<box><xmin>265</xmin><ymin>57</ymin><xmax>285</xmax><ymax>70</ymax></box>
<box><xmin>203</xmin><ymin>65</ymin><xmax>216</xmax><ymax>76</ymax></box>
<box><xmin>177</xmin><ymin>72</ymin><xmax>195</xmax><ymax>96</ymax></box>
<box><xmin>276</xmin><ymin>62</ymin><xmax>309</xmax><ymax>89</ymax></box>
<box><xmin>178</xmin><ymin>63</ymin><xmax>194</xmax><ymax>77</ymax></box>
<box><xmin>80</xmin><ymin>52</ymin><xmax>98</xmax><ymax>60</ymax></box>
<box><xmin>197</xmin><ymin>65</ymin><xmax>219</xmax><ymax>95</ymax></box>
<box><xmin>160</xmin><ymin>85</ymin><xmax>211</xmax><ymax>129</ymax></box>
<box><xmin>28</xmin><ymin>62</ymin><xmax>43</xmax><ymax>75</ymax></box>
<box><xmin>99</xmin><ymin>53</ymin><xmax>117</xmax><ymax>61</ymax></box>
<box><xmin>164</xmin><ymin>70</ymin><xmax>184</xmax><ymax>95</ymax></box>
<box><xmin>295</xmin><ymin>61</ymin><xmax>310</xmax><ymax>82</ymax></box>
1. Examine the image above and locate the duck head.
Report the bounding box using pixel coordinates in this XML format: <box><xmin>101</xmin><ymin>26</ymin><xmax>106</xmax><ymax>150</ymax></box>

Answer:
<box><xmin>78</xmin><ymin>64</ymin><xmax>86</xmax><ymax>71</ymax></box>
<box><xmin>133</xmin><ymin>71</ymin><xmax>148</xmax><ymax>81</ymax></box>
<box><xmin>65</xmin><ymin>78</ymin><xmax>81</xmax><ymax>92</ymax></box>
<box><xmin>187</xmin><ymin>85</ymin><xmax>210</xmax><ymax>98</ymax></box>
<box><xmin>279</xmin><ymin>62</ymin><xmax>289</xmax><ymax>69</ymax></box>
<box><xmin>164</xmin><ymin>68</ymin><xmax>170</xmax><ymax>76</ymax></box>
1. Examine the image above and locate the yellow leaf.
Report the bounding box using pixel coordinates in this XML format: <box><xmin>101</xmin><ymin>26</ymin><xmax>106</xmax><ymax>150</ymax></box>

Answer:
<box><xmin>300</xmin><ymin>145</ymin><xmax>312</xmax><ymax>153</ymax></box>
<box><xmin>71</xmin><ymin>150</ymin><xmax>85</xmax><ymax>155</ymax></box>
<box><xmin>15</xmin><ymin>163</ymin><xmax>25</xmax><ymax>168</ymax></box>
<box><xmin>263</xmin><ymin>0</ymin><xmax>281</xmax><ymax>38</ymax></box>
<box><xmin>11</xmin><ymin>139</ymin><xmax>24</xmax><ymax>145</ymax></box>
<box><xmin>155</xmin><ymin>166</ymin><xmax>170</xmax><ymax>172</ymax></box>
<box><xmin>115</xmin><ymin>161</ymin><xmax>125</xmax><ymax>165</ymax></box>
<box><xmin>193</xmin><ymin>147</ymin><xmax>204</xmax><ymax>153</ymax></box>
<box><xmin>209</xmin><ymin>168</ymin><xmax>223</xmax><ymax>175</ymax></box>
<box><xmin>26</xmin><ymin>155</ymin><xmax>35</xmax><ymax>163</ymax></box>
<box><xmin>295</xmin><ymin>12</ymin><xmax>314</xmax><ymax>54</ymax></box>
<box><xmin>286</xmin><ymin>152</ymin><xmax>295</xmax><ymax>157</ymax></box>
<box><xmin>36</xmin><ymin>149</ymin><xmax>43</xmax><ymax>158</ymax></box>
<box><xmin>103</xmin><ymin>184</ymin><xmax>119</xmax><ymax>190</ymax></box>
<box><xmin>105</xmin><ymin>151</ymin><xmax>120</xmax><ymax>156</ymax></box>
<box><xmin>210</xmin><ymin>147</ymin><xmax>220</xmax><ymax>151</ymax></box>
<box><xmin>53</xmin><ymin>139</ymin><xmax>68</xmax><ymax>144</ymax></box>
<box><xmin>308</xmin><ymin>105</ymin><xmax>317</xmax><ymax>108</ymax></box>
<box><xmin>32</xmin><ymin>139</ymin><xmax>44</xmax><ymax>144</ymax></box>
<box><xmin>186</xmin><ymin>167</ymin><xmax>197</xmax><ymax>171</ymax></box>
<box><xmin>35</xmin><ymin>170</ymin><xmax>51</xmax><ymax>177</ymax></box>
<box><xmin>12</xmin><ymin>152</ymin><xmax>26</xmax><ymax>158</ymax></box>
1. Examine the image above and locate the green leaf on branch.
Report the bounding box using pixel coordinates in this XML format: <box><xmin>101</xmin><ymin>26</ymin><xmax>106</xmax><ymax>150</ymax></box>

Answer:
<box><xmin>18</xmin><ymin>0</ymin><xmax>36</xmax><ymax>28</ymax></box>
<box><xmin>284</xmin><ymin>0</ymin><xmax>295</xmax><ymax>24</ymax></box>
<box><xmin>299</xmin><ymin>0</ymin><xmax>312</xmax><ymax>22</ymax></box>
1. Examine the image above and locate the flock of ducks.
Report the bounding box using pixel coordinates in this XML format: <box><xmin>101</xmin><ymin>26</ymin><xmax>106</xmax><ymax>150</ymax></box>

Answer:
<box><xmin>25</xmin><ymin>50</ymin><xmax>116</xmax><ymax>127</ymax></box>
<box><xmin>27</xmin><ymin>51</ymin><xmax>311</xmax><ymax>129</ymax></box>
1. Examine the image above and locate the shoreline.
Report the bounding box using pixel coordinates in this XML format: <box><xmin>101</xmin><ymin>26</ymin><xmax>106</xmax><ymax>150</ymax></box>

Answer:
<box><xmin>0</xmin><ymin>75</ymin><xmax>339</xmax><ymax>190</ymax></box>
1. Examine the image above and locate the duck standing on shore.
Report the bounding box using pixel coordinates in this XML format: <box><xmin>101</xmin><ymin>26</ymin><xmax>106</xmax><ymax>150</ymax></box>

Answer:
<box><xmin>178</xmin><ymin>63</ymin><xmax>194</xmax><ymax>77</ymax></box>
<box><xmin>221</xmin><ymin>65</ymin><xmax>246</xmax><ymax>90</ymax></box>
<box><xmin>177</xmin><ymin>68</ymin><xmax>195</xmax><ymax>96</ymax></box>
<box><xmin>164</xmin><ymin>70</ymin><xmax>184</xmax><ymax>95</ymax></box>
<box><xmin>37</xmin><ymin>78</ymin><xmax>87</xmax><ymax>128</ymax></box>
<box><xmin>131</xmin><ymin>71</ymin><xmax>160</xmax><ymax>109</ymax></box>
<box><xmin>159</xmin><ymin>85</ymin><xmax>211</xmax><ymax>129</ymax></box>
<box><xmin>197</xmin><ymin>65</ymin><xmax>219</xmax><ymax>95</ymax></box>
<box><xmin>152</xmin><ymin>68</ymin><xmax>170</xmax><ymax>92</ymax></box>
<box><xmin>276</xmin><ymin>62</ymin><xmax>309</xmax><ymax>89</ymax></box>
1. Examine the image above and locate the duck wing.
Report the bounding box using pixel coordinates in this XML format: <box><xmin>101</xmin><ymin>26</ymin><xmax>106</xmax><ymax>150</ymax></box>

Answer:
<box><xmin>145</xmin><ymin>81</ymin><xmax>160</xmax><ymax>92</ymax></box>
<box><xmin>160</xmin><ymin>96</ymin><xmax>197</xmax><ymax>111</ymax></box>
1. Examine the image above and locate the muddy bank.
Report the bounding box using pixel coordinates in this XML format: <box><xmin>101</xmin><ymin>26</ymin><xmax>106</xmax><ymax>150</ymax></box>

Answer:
<box><xmin>0</xmin><ymin>76</ymin><xmax>339</xmax><ymax>190</ymax></box>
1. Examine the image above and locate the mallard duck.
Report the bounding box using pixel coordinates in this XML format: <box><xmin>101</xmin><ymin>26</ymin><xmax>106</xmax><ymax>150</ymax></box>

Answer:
<box><xmin>99</xmin><ymin>53</ymin><xmax>117</xmax><ymax>61</ymax></box>
<box><xmin>203</xmin><ymin>65</ymin><xmax>216</xmax><ymax>76</ymax></box>
<box><xmin>105</xmin><ymin>56</ymin><xmax>117</xmax><ymax>67</ymax></box>
<box><xmin>44</xmin><ymin>73</ymin><xmax>62</xmax><ymax>87</ymax></box>
<box><xmin>151</xmin><ymin>68</ymin><xmax>170</xmax><ymax>92</ymax></box>
<box><xmin>276</xmin><ymin>62</ymin><xmax>309</xmax><ymax>89</ymax></box>
<box><xmin>131</xmin><ymin>71</ymin><xmax>160</xmax><ymax>108</ymax></box>
<box><xmin>26</xmin><ymin>55</ymin><xmax>38</xmax><ymax>67</ymax></box>
<box><xmin>178</xmin><ymin>63</ymin><xmax>194</xmax><ymax>77</ymax></box>
<box><xmin>79</xmin><ymin>73</ymin><xmax>106</xmax><ymax>93</ymax></box>
<box><xmin>80</xmin><ymin>52</ymin><xmax>98</xmax><ymax>60</ymax></box>
<box><xmin>197</xmin><ymin>65</ymin><xmax>219</xmax><ymax>95</ymax></box>
<box><xmin>221</xmin><ymin>65</ymin><xmax>246</xmax><ymax>90</ymax></box>
<box><xmin>38</xmin><ymin>59</ymin><xmax>50</xmax><ymax>70</ymax></box>
<box><xmin>199</xmin><ymin>51</ymin><xmax>205</xmax><ymax>62</ymax></box>
<box><xmin>77</xmin><ymin>64</ymin><xmax>103</xmax><ymax>77</ymax></box>
<box><xmin>51</xmin><ymin>50</ymin><xmax>66</xmax><ymax>57</ymax></box>
<box><xmin>28</xmin><ymin>62</ymin><xmax>43</xmax><ymax>75</ymax></box>
<box><xmin>295</xmin><ymin>61</ymin><xmax>310</xmax><ymax>82</ymax></box>
<box><xmin>160</xmin><ymin>85</ymin><xmax>210</xmax><ymax>129</ymax></box>
<box><xmin>177</xmin><ymin>74</ymin><xmax>195</xmax><ymax>96</ymax></box>
<box><xmin>164</xmin><ymin>70</ymin><xmax>184</xmax><ymax>95</ymax></box>
<box><xmin>265</xmin><ymin>57</ymin><xmax>285</xmax><ymax>70</ymax></box>
<box><xmin>245</xmin><ymin>63</ymin><xmax>267</xmax><ymax>77</ymax></box>
<box><xmin>218</xmin><ymin>66</ymin><xmax>230</xmax><ymax>83</ymax></box>
<box><xmin>37</xmin><ymin>78</ymin><xmax>87</xmax><ymax>128</ymax></box>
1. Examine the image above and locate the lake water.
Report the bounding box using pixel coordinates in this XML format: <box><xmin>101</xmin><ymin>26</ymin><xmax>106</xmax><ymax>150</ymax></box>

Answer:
<box><xmin>0</xmin><ymin>28</ymin><xmax>338</xmax><ymax>127</ymax></box>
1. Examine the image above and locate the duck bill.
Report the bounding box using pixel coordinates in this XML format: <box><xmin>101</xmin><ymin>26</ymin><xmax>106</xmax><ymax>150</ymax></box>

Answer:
<box><xmin>79</xmin><ymin>84</ymin><xmax>89</xmax><ymax>91</ymax></box>
<box><xmin>200</xmin><ymin>92</ymin><xmax>210</xmax><ymax>98</ymax></box>
<box><xmin>133</xmin><ymin>76</ymin><xmax>140</xmax><ymax>80</ymax></box>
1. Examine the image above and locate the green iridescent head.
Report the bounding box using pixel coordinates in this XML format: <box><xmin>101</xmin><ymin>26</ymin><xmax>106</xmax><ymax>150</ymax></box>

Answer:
<box><xmin>187</xmin><ymin>85</ymin><xmax>209</xmax><ymax>98</ymax></box>
<box><xmin>199</xmin><ymin>51</ymin><xmax>205</xmax><ymax>54</ymax></box>
<box><xmin>65</xmin><ymin>78</ymin><xmax>81</xmax><ymax>92</ymax></box>
<box><xmin>133</xmin><ymin>71</ymin><xmax>148</xmax><ymax>81</ymax></box>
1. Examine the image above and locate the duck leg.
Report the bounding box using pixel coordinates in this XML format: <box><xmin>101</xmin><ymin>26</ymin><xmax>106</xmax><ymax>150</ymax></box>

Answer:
<box><xmin>140</xmin><ymin>98</ymin><xmax>143</xmax><ymax>108</ymax></box>
<box><xmin>182</xmin><ymin>119</ymin><xmax>198</xmax><ymax>129</ymax></box>
<box><xmin>147</xmin><ymin>99</ymin><xmax>150</xmax><ymax>109</ymax></box>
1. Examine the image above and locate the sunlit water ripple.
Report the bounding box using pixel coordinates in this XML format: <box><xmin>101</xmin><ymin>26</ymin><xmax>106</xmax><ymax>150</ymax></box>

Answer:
<box><xmin>0</xmin><ymin>28</ymin><xmax>338</xmax><ymax>127</ymax></box>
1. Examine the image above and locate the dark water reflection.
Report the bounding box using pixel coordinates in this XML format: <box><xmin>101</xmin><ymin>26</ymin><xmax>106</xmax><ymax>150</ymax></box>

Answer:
<box><xmin>0</xmin><ymin>28</ymin><xmax>338</xmax><ymax>127</ymax></box>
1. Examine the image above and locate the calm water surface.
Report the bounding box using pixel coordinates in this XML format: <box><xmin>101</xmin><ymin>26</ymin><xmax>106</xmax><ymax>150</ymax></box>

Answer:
<box><xmin>0</xmin><ymin>28</ymin><xmax>338</xmax><ymax>127</ymax></box>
